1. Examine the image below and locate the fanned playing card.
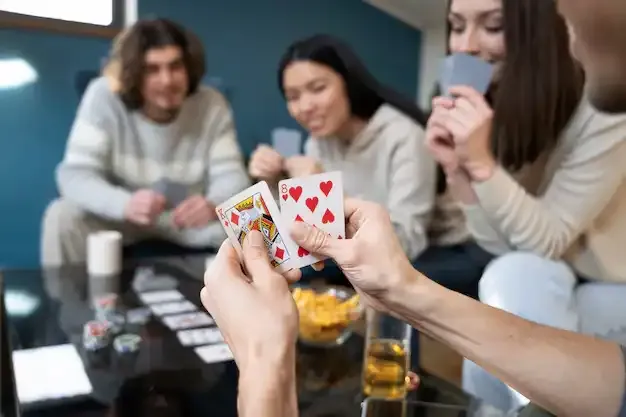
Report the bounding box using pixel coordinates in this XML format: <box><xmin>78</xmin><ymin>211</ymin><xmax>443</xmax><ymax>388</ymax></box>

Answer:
<box><xmin>440</xmin><ymin>52</ymin><xmax>494</xmax><ymax>97</ymax></box>
<box><xmin>215</xmin><ymin>181</ymin><xmax>298</xmax><ymax>273</ymax></box>
<box><xmin>278</xmin><ymin>171</ymin><xmax>345</xmax><ymax>268</ymax></box>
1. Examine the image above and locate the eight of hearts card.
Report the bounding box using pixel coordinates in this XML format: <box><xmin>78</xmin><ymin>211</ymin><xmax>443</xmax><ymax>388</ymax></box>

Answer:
<box><xmin>215</xmin><ymin>181</ymin><xmax>299</xmax><ymax>273</ymax></box>
<box><xmin>278</xmin><ymin>171</ymin><xmax>345</xmax><ymax>267</ymax></box>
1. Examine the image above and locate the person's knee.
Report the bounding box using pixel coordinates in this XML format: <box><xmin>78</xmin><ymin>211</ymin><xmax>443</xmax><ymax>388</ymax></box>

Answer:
<box><xmin>42</xmin><ymin>198</ymin><xmax>88</xmax><ymax>237</ymax></box>
<box><xmin>478</xmin><ymin>252</ymin><xmax>576</xmax><ymax>315</ymax></box>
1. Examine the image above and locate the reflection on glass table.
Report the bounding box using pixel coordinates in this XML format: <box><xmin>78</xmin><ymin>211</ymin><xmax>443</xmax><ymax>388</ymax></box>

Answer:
<box><xmin>3</xmin><ymin>255</ymin><xmax>512</xmax><ymax>417</ymax></box>
<box><xmin>361</xmin><ymin>398</ymin><xmax>515</xmax><ymax>417</ymax></box>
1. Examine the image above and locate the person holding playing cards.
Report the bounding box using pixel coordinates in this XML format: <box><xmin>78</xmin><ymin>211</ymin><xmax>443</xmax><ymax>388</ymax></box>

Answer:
<box><xmin>422</xmin><ymin>0</ymin><xmax>626</xmax><ymax>412</ymax></box>
<box><xmin>41</xmin><ymin>19</ymin><xmax>250</xmax><ymax>267</ymax></box>
<box><xmin>204</xmin><ymin>0</ymin><xmax>626</xmax><ymax>415</ymax></box>
<box><xmin>248</xmin><ymin>34</ymin><xmax>436</xmax><ymax>263</ymax></box>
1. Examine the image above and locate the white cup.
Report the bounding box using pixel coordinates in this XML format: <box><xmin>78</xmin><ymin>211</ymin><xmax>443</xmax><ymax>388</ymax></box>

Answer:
<box><xmin>87</xmin><ymin>231</ymin><xmax>122</xmax><ymax>276</ymax></box>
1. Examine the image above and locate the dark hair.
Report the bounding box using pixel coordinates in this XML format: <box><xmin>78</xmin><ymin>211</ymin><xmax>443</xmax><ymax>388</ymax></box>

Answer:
<box><xmin>448</xmin><ymin>0</ymin><xmax>583</xmax><ymax>171</ymax></box>
<box><xmin>103</xmin><ymin>18</ymin><xmax>206</xmax><ymax>109</ymax></box>
<box><xmin>277</xmin><ymin>34</ymin><xmax>427</xmax><ymax>126</ymax></box>
<box><xmin>493</xmin><ymin>0</ymin><xmax>584</xmax><ymax>170</ymax></box>
<box><xmin>434</xmin><ymin>0</ymin><xmax>584</xmax><ymax>193</ymax></box>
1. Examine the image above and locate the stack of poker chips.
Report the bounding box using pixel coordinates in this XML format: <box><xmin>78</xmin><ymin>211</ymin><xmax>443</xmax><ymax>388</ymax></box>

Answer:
<box><xmin>113</xmin><ymin>333</ymin><xmax>142</xmax><ymax>354</ymax></box>
<box><xmin>113</xmin><ymin>333</ymin><xmax>142</xmax><ymax>372</ymax></box>
<box><xmin>94</xmin><ymin>293</ymin><xmax>118</xmax><ymax>322</ymax></box>
<box><xmin>125</xmin><ymin>307</ymin><xmax>152</xmax><ymax>332</ymax></box>
<box><xmin>83</xmin><ymin>320</ymin><xmax>112</xmax><ymax>350</ymax></box>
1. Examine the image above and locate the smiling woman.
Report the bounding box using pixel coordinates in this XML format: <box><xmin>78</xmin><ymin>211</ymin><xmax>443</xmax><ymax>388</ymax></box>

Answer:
<box><xmin>0</xmin><ymin>0</ymin><xmax>132</xmax><ymax>38</ymax></box>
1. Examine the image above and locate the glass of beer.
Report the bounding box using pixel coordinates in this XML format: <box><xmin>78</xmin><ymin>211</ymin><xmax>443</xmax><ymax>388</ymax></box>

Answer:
<box><xmin>362</xmin><ymin>310</ymin><xmax>412</xmax><ymax>399</ymax></box>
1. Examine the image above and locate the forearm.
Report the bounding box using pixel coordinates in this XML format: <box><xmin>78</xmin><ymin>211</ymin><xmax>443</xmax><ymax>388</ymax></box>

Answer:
<box><xmin>446</xmin><ymin>169</ymin><xmax>478</xmax><ymax>205</ymax></box>
<box><xmin>57</xmin><ymin>167</ymin><xmax>131</xmax><ymax>221</ymax></box>
<box><xmin>238</xmin><ymin>359</ymin><xmax>298</xmax><ymax>417</ymax></box>
<box><xmin>388</xmin><ymin>273</ymin><xmax>625</xmax><ymax>417</ymax></box>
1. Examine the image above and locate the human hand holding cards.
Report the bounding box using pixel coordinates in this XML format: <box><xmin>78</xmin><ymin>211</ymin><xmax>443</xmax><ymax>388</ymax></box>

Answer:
<box><xmin>152</xmin><ymin>179</ymin><xmax>216</xmax><ymax>229</ymax></box>
<box><xmin>433</xmin><ymin>53</ymin><xmax>497</xmax><ymax>181</ymax></box>
<box><xmin>215</xmin><ymin>171</ymin><xmax>345</xmax><ymax>273</ymax></box>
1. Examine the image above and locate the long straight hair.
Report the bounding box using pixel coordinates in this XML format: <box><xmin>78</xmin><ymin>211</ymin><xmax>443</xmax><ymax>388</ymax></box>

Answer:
<box><xmin>277</xmin><ymin>34</ymin><xmax>428</xmax><ymax>127</ymax></box>
<box><xmin>435</xmin><ymin>0</ymin><xmax>584</xmax><ymax>192</ymax></box>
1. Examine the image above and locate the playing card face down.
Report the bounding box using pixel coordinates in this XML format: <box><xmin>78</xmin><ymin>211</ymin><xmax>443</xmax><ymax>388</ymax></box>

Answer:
<box><xmin>138</xmin><ymin>289</ymin><xmax>184</xmax><ymax>304</ymax></box>
<box><xmin>162</xmin><ymin>312</ymin><xmax>214</xmax><ymax>330</ymax></box>
<box><xmin>441</xmin><ymin>53</ymin><xmax>494</xmax><ymax>97</ymax></box>
<box><xmin>177</xmin><ymin>327</ymin><xmax>224</xmax><ymax>347</ymax></box>
<box><xmin>215</xmin><ymin>181</ymin><xmax>298</xmax><ymax>273</ymax></box>
<box><xmin>272</xmin><ymin>128</ymin><xmax>302</xmax><ymax>158</ymax></box>
<box><xmin>278</xmin><ymin>171</ymin><xmax>345</xmax><ymax>268</ymax></box>
<box><xmin>194</xmin><ymin>343</ymin><xmax>233</xmax><ymax>364</ymax></box>
<box><xmin>149</xmin><ymin>300</ymin><xmax>197</xmax><ymax>316</ymax></box>
<box><xmin>152</xmin><ymin>178</ymin><xmax>188</xmax><ymax>208</ymax></box>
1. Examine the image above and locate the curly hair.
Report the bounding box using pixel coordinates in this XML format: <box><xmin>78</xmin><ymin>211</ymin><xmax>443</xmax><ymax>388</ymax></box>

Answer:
<box><xmin>102</xmin><ymin>18</ymin><xmax>206</xmax><ymax>109</ymax></box>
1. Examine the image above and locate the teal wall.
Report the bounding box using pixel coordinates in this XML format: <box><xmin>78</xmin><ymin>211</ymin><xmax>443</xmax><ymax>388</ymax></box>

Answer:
<box><xmin>0</xmin><ymin>0</ymin><xmax>421</xmax><ymax>267</ymax></box>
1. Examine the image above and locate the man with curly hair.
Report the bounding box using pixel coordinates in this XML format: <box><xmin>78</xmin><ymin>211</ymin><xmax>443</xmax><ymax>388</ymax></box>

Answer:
<box><xmin>41</xmin><ymin>19</ymin><xmax>250</xmax><ymax>266</ymax></box>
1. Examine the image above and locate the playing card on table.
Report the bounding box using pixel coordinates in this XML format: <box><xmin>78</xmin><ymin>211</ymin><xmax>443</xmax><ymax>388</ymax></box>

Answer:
<box><xmin>177</xmin><ymin>327</ymin><xmax>224</xmax><ymax>347</ymax></box>
<box><xmin>149</xmin><ymin>300</ymin><xmax>197</xmax><ymax>316</ymax></box>
<box><xmin>162</xmin><ymin>312</ymin><xmax>214</xmax><ymax>330</ymax></box>
<box><xmin>215</xmin><ymin>181</ymin><xmax>298</xmax><ymax>273</ymax></box>
<box><xmin>278</xmin><ymin>171</ymin><xmax>345</xmax><ymax>268</ymax></box>
<box><xmin>138</xmin><ymin>289</ymin><xmax>184</xmax><ymax>304</ymax></box>
<box><xmin>194</xmin><ymin>343</ymin><xmax>234</xmax><ymax>364</ymax></box>
<box><xmin>441</xmin><ymin>53</ymin><xmax>494</xmax><ymax>97</ymax></box>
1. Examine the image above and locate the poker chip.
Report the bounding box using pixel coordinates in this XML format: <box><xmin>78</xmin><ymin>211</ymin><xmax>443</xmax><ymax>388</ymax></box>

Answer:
<box><xmin>94</xmin><ymin>293</ymin><xmax>118</xmax><ymax>311</ymax></box>
<box><xmin>83</xmin><ymin>320</ymin><xmax>111</xmax><ymax>350</ymax></box>
<box><xmin>113</xmin><ymin>333</ymin><xmax>142</xmax><ymax>353</ymax></box>
<box><xmin>106</xmin><ymin>313</ymin><xmax>126</xmax><ymax>334</ymax></box>
<box><xmin>94</xmin><ymin>293</ymin><xmax>118</xmax><ymax>321</ymax></box>
<box><xmin>126</xmin><ymin>307</ymin><xmax>151</xmax><ymax>325</ymax></box>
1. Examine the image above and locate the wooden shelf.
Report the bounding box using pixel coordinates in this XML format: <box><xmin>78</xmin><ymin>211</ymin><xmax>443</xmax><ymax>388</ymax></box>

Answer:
<box><xmin>0</xmin><ymin>12</ymin><xmax>120</xmax><ymax>39</ymax></box>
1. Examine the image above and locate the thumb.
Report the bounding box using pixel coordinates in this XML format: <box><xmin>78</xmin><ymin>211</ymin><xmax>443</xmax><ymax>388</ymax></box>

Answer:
<box><xmin>242</xmin><ymin>230</ymin><xmax>274</xmax><ymax>278</ymax></box>
<box><xmin>290</xmin><ymin>222</ymin><xmax>343</xmax><ymax>260</ymax></box>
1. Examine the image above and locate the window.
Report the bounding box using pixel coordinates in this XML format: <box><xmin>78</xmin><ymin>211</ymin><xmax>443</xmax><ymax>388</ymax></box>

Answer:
<box><xmin>0</xmin><ymin>0</ymin><xmax>130</xmax><ymax>38</ymax></box>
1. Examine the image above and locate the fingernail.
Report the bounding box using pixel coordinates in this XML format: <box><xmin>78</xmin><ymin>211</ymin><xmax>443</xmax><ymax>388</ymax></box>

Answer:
<box><xmin>244</xmin><ymin>230</ymin><xmax>264</xmax><ymax>249</ymax></box>
<box><xmin>290</xmin><ymin>222</ymin><xmax>311</xmax><ymax>240</ymax></box>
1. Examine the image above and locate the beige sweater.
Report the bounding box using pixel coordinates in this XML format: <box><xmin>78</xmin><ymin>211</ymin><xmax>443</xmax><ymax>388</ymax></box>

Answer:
<box><xmin>305</xmin><ymin>105</ymin><xmax>436</xmax><ymax>260</ymax></box>
<box><xmin>57</xmin><ymin>77</ymin><xmax>250</xmax><ymax>248</ymax></box>
<box><xmin>437</xmin><ymin>98</ymin><xmax>626</xmax><ymax>283</ymax></box>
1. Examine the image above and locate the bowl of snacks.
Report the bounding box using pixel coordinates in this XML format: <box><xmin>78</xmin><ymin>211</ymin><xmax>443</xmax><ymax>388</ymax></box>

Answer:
<box><xmin>291</xmin><ymin>284</ymin><xmax>363</xmax><ymax>347</ymax></box>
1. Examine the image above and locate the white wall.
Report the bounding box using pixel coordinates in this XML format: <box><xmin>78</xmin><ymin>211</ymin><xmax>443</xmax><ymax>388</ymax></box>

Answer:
<box><xmin>417</xmin><ymin>24</ymin><xmax>446</xmax><ymax>109</ymax></box>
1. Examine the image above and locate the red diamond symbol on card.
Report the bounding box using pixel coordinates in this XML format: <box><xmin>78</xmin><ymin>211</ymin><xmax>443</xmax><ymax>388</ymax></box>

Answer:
<box><xmin>230</xmin><ymin>212</ymin><xmax>239</xmax><ymax>225</ymax></box>
<box><xmin>274</xmin><ymin>247</ymin><xmax>285</xmax><ymax>260</ymax></box>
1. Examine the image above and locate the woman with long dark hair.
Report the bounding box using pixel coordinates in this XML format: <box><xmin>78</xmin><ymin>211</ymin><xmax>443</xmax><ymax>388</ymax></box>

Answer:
<box><xmin>425</xmin><ymin>0</ymin><xmax>626</xmax><ymax>412</ymax></box>
<box><xmin>249</xmin><ymin>34</ymin><xmax>435</xmax><ymax>262</ymax></box>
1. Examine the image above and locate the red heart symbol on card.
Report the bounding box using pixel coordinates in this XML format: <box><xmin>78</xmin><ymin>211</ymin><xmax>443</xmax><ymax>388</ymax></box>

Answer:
<box><xmin>320</xmin><ymin>181</ymin><xmax>333</xmax><ymax>196</ymax></box>
<box><xmin>289</xmin><ymin>186</ymin><xmax>303</xmax><ymax>202</ymax></box>
<box><xmin>322</xmin><ymin>208</ymin><xmax>335</xmax><ymax>224</ymax></box>
<box><xmin>281</xmin><ymin>193</ymin><xmax>288</xmax><ymax>201</ymax></box>
<box><xmin>298</xmin><ymin>247</ymin><xmax>309</xmax><ymax>257</ymax></box>
<box><xmin>305</xmin><ymin>197</ymin><xmax>319</xmax><ymax>212</ymax></box>
<box><xmin>338</xmin><ymin>235</ymin><xmax>343</xmax><ymax>239</ymax></box>
<box><xmin>295</xmin><ymin>214</ymin><xmax>304</xmax><ymax>222</ymax></box>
